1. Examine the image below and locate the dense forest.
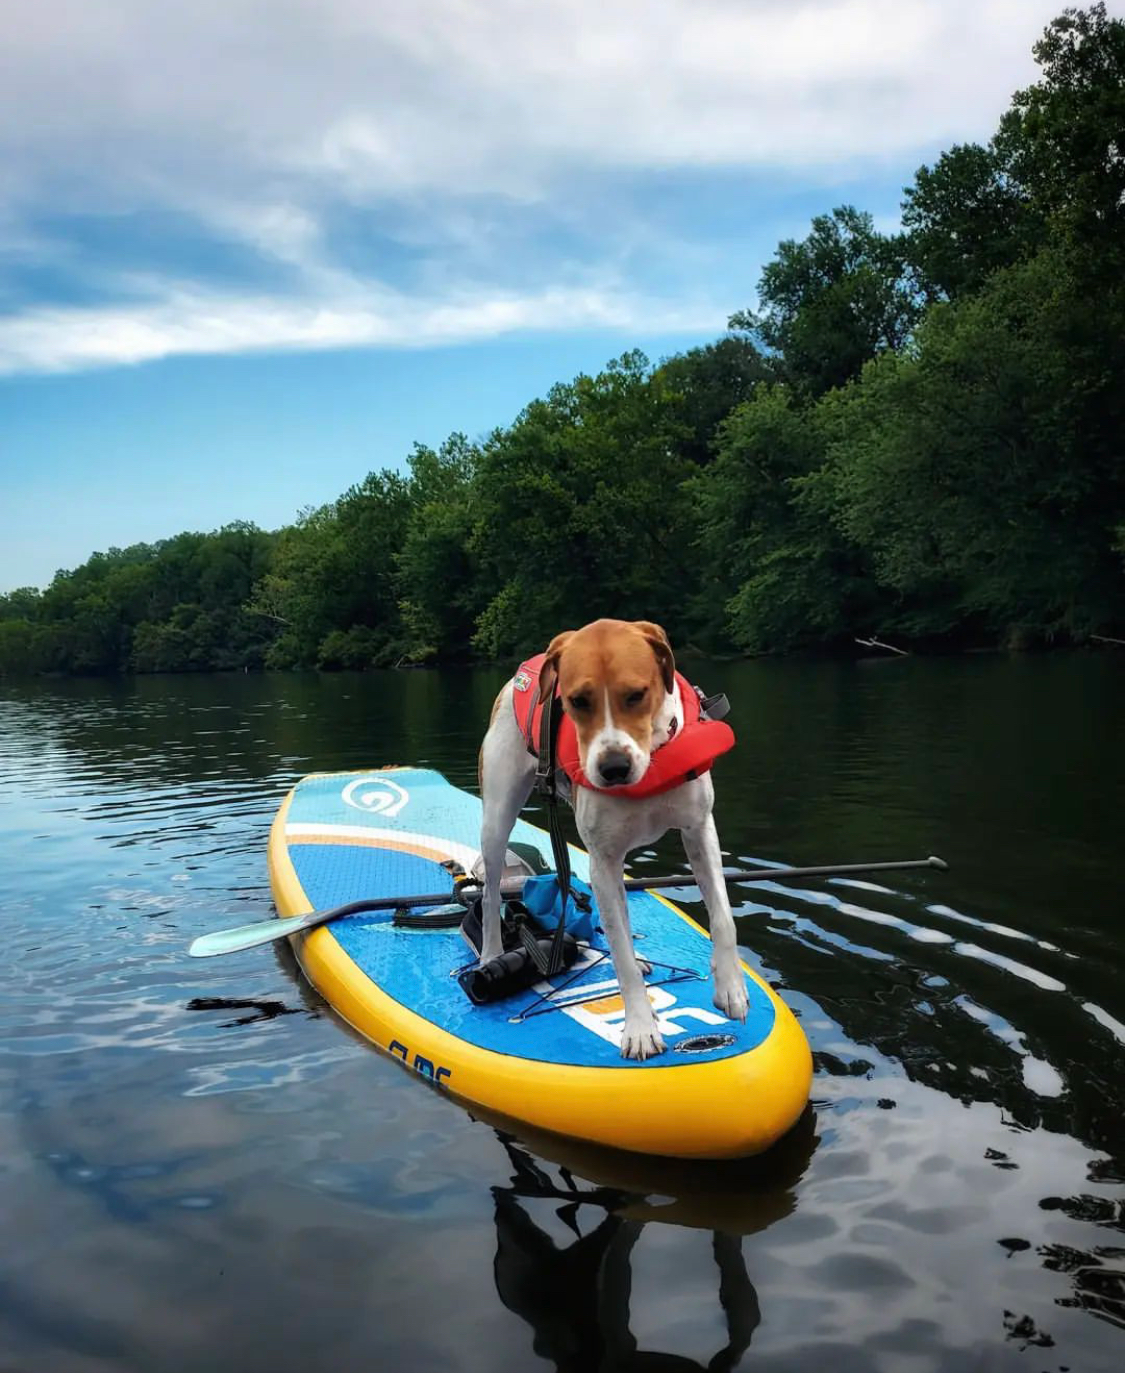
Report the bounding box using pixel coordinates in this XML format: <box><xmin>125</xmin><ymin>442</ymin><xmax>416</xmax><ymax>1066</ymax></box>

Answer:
<box><xmin>2</xmin><ymin>6</ymin><xmax>1123</xmax><ymax>677</ymax></box>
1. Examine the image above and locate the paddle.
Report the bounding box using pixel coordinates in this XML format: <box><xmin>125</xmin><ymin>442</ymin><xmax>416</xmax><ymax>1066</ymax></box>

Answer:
<box><xmin>187</xmin><ymin>855</ymin><xmax>947</xmax><ymax>959</ymax></box>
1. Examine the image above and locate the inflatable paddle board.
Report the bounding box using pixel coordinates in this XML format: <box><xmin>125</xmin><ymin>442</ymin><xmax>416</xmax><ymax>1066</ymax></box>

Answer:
<box><xmin>268</xmin><ymin>768</ymin><xmax>811</xmax><ymax>1158</ymax></box>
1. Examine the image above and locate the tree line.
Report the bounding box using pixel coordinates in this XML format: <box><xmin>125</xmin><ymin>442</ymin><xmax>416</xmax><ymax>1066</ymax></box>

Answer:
<box><xmin>2</xmin><ymin>5</ymin><xmax>1123</xmax><ymax>677</ymax></box>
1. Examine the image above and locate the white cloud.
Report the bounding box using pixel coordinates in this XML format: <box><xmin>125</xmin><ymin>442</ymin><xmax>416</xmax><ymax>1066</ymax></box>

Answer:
<box><xmin>0</xmin><ymin>280</ymin><xmax>722</xmax><ymax>375</ymax></box>
<box><xmin>0</xmin><ymin>0</ymin><xmax>1098</xmax><ymax>373</ymax></box>
<box><xmin>0</xmin><ymin>0</ymin><xmax>1071</xmax><ymax>205</ymax></box>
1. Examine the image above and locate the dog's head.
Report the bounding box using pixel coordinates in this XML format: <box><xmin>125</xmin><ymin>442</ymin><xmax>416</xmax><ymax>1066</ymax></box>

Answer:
<box><xmin>539</xmin><ymin>618</ymin><xmax>675</xmax><ymax>788</ymax></box>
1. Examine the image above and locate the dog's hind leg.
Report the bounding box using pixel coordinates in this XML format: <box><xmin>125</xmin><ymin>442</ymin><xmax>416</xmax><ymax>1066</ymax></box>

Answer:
<box><xmin>681</xmin><ymin>814</ymin><xmax>750</xmax><ymax>1022</ymax></box>
<box><xmin>479</xmin><ymin>684</ymin><xmax>536</xmax><ymax>964</ymax></box>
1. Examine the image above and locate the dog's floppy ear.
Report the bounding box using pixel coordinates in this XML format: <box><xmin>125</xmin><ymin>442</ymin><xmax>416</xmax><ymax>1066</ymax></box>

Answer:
<box><xmin>633</xmin><ymin>620</ymin><xmax>675</xmax><ymax>694</ymax></box>
<box><xmin>538</xmin><ymin>630</ymin><xmax>574</xmax><ymax>704</ymax></box>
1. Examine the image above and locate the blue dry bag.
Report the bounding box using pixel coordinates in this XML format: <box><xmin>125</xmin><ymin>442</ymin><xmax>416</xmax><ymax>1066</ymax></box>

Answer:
<box><xmin>518</xmin><ymin>874</ymin><xmax>598</xmax><ymax>943</ymax></box>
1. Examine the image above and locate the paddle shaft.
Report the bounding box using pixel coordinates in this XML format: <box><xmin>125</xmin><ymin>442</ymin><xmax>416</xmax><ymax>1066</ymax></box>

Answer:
<box><xmin>187</xmin><ymin>855</ymin><xmax>946</xmax><ymax>958</ymax></box>
<box><xmin>302</xmin><ymin>855</ymin><xmax>949</xmax><ymax>910</ymax></box>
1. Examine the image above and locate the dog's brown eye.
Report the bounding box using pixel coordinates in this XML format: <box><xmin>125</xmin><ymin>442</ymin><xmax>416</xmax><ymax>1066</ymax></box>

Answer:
<box><xmin>625</xmin><ymin>689</ymin><xmax>646</xmax><ymax>706</ymax></box>
<box><xmin>569</xmin><ymin>694</ymin><xmax>590</xmax><ymax>711</ymax></box>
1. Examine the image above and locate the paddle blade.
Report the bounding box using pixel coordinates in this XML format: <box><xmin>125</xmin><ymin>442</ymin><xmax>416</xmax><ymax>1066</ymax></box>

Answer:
<box><xmin>188</xmin><ymin>911</ymin><xmax>313</xmax><ymax>958</ymax></box>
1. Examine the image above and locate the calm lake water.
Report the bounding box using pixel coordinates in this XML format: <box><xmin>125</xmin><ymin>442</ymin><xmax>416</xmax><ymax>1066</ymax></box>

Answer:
<box><xmin>2</xmin><ymin>655</ymin><xmax>1124</xmax><ymax>1372</ymax></box>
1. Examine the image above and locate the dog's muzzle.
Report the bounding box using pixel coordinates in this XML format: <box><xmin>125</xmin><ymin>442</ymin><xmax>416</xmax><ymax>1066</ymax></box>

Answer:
<box><xmin>596</xmin><ymin>750</ymin><xmax>634</xmax><ymax>786</ymax></box>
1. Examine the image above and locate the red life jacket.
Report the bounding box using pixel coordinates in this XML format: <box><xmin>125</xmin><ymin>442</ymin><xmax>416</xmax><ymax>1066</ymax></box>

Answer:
<box><xmin>510</xmin><ymin>653</ymin><xmax>735</xmax><ymax>799</ymax></box>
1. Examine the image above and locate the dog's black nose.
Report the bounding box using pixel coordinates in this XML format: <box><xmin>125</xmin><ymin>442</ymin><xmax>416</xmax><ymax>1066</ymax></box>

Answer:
<box><xmin>598</xmin><ymin>752</ymin><xmax>633</xmax><ymax>785</ymax></box>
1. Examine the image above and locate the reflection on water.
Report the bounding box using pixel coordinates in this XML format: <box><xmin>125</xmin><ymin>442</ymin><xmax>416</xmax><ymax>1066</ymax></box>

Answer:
<box><xmin>489</xmin><ymin>1137</ymin><xmax>762</xmax><ymax>1372</ymax></box>
<box><xmin>2</xmin><ymin>657</ymin><xmax>1124</xmax><ymax>1371</ymax></box>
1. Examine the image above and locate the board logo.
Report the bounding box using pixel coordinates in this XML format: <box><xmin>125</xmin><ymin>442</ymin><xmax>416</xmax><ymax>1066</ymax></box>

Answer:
<box><xmin>551</xmin><ymin>975</ymin><xmax>728</xmax><ymax>1049</ymax></box>
<box><xmin>341</xmin><ymin>776</ymin><xmax>409</xmax><ymax>818</ymax></box>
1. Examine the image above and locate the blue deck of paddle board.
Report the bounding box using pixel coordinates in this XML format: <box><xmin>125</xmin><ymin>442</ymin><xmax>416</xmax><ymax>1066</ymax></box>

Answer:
<box><xmin>283</xmin><ymin>769</ymin><xmax>775</xmax><ymax>1069</ymax></box>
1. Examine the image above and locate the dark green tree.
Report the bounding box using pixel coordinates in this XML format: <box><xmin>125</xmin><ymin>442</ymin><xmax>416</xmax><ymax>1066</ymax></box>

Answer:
<box><xmin>692</xmin><ymin>386</ymin><xmax>874</xmax><ymax>651</ymax></box>
<box><xmin>902</xmin><ymin>143</ymin><xmax>1040</xmax><ymax>300</ymax></box>
<box><xmin>395</xmin><ymin>435</ymin><xmax>485</xmax><ymax>662</ymax></box>
<box><xmin>655</xmin><ymin>335</ymin><xmax>769</xmax><ymax>465</ymax></box>
<box><xmin>257</xmin><ymin>474</ymin><xmax>414</xmax><ymax>669</ymax></box>
<box><xmin>995</xmin><ymin>3</ymin><xmax>1125</xmax><ymax>265</ymax></box>
<box><xmin>808</xmin><ymin>247</ymin><xmax>1125</xmax><ymax>641</ymax></box>
<box><xmin>0</xmin><ymin>587</ymin><xmax>42</xmax><ymax>622</ymax></box>
<box><xmin>730</xmin><ymin>207</ymin><xmax>918</xmax><ymax>397</ymax></box>
<box><xmin>470</xmin><ymin>353</ymin><xmax>693</xmax><ymax>658</ymax></box>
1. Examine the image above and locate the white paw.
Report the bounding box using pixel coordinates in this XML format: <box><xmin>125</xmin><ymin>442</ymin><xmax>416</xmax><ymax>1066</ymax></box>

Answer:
<box><xmin>712</xmin><ymin>968</ymin><xmax>750</xmax><ymax>1022</ymax></box>
<box><xmin>635</xmin><ymin>955</ymin><xmax>653</xmax><ymax>976</ymax></box>
<box><xmin>619</xmin><ymin>1012</ymin><xmax>666</xmax><ymax>1060</ymax></box>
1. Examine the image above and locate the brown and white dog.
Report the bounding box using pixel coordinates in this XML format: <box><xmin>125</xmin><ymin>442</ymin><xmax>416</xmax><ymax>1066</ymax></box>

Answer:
<box><xmin>478</xmin><ymin>618</ymin><xmax>749</xmax><ymax>1060</ymax></box>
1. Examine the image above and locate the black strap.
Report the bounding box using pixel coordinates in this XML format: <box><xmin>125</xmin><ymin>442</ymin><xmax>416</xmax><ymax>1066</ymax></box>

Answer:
<box><xmin>534</xmin><ymin>691</ymin><xmax>589</xmax><ymax>975</ymax></box>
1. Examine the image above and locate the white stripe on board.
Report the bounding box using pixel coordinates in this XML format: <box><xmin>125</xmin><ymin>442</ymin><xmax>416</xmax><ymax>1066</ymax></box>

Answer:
<box><xmin>284</xmin><ymin>823</ymin><xmax>481</xmax><ymax>871</ymax></box>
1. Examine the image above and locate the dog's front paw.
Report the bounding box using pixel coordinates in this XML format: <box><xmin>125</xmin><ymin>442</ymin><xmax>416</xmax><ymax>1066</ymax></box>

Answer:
<box><xmin>712</xmin><ymin>968</ymin><xmax>750</xmax><ymax>1022</ymax></box>
<box><xmin>619</xmin><ymin>1011</ymin><xmax>665</xmax><ymax>1060</ymax></box>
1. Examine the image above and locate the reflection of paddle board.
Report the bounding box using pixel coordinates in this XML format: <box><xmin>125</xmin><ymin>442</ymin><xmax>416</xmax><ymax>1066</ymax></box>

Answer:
<box><xmin>269</xmin><ymin>767</ymin><xmax>812</xmax><ymax>1158</ymax></box>
<box><xmin>474</xmin><ymin>1097</ymin><xmax>817</xmax><ymax>1233</ymax></box>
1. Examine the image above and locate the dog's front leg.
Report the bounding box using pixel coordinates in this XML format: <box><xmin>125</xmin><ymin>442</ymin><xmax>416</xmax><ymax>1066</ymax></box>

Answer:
<box><xmin>681</xmin><ymin>815</ymin><xmax>750</xmax><ymax>1022</ymax></box>
<box><xmin>479</xmin><ymin>692</ymin><xmax>536</xmax><ymax>965</ymax></box>
<box><xmin>588</xmin><ymin>850</ymin><xmax>665</xmax><ymax>1060</ymax></box>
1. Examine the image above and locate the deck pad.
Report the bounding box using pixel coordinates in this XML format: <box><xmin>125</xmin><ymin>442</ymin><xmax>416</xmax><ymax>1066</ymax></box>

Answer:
<box><xmin>279</xmin><ymin>768</ymin><xmax>776</xmax><ymax>1068</ymax></box>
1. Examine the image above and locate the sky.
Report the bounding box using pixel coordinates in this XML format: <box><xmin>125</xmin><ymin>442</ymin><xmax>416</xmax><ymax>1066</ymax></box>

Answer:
<box><xmin>0</xmin><ymin>0</ymin><xmax>1089</xmax><ymax>592</ymax></box>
